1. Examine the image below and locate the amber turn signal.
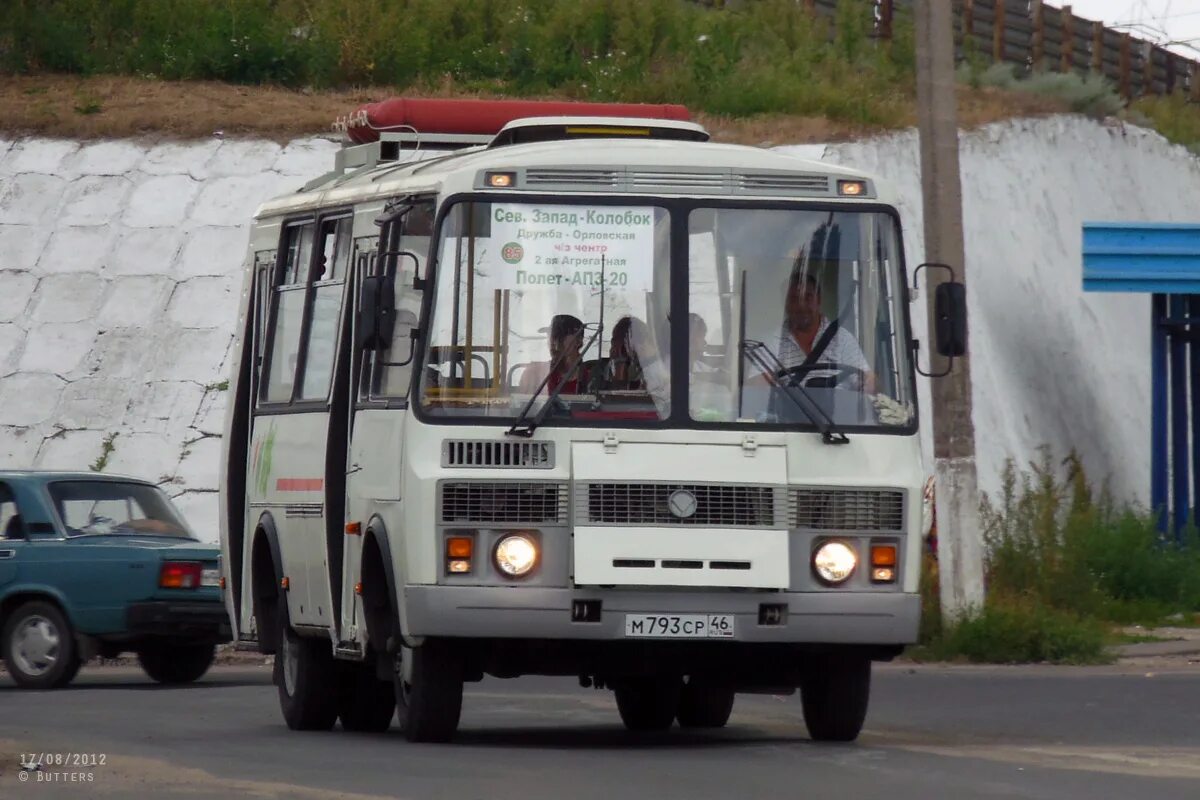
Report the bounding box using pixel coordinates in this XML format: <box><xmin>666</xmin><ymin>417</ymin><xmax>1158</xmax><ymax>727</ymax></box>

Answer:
<box><xmin>871</xmin><ymin>544</ymin><xmax>897</xmax><ymax>567</ymax></box>
<box><xmin>446</xmin><ymin>536</ymin><xmax>473</xmax><ymax>559</ymax></box>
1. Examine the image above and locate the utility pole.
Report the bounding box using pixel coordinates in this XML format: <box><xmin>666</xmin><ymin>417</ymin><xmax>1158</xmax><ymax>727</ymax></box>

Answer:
<box><xmin>914</xmin><ymin>0</ymin><xmax>985</xmax><ymax>619</ymax></box>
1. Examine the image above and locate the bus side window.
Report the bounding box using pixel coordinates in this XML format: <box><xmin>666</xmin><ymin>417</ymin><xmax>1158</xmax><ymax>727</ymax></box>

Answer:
<box><xmin>299</xmin><ymin>216</ymin><xmax>352</xmax><ymax>400</ymax></box>
<box><xmin>264</xmin><ymin>219</ymin><xmax>314</xmax><ymax>403</ymax></box>
<box><xmin>367</xmin><ymin>199</ymin><xmax>434</xmax><ymax>401</ymax></box>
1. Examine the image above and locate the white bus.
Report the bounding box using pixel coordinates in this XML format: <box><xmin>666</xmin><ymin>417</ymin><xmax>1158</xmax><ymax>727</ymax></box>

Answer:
<box><xmin>219</xmin><ymin>99</ymin><xmax>963</xmax><ymax>743</ymax></box>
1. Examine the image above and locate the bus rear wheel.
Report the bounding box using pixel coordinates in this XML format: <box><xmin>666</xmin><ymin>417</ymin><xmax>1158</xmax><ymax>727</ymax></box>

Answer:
<box><xmin>275</xmin><ymin>614</ymin><xmax>338</xmax><ymax>731</ymax></box>
<box><xmin>337</xmin><ymin>660</ymin><xmax>396</xmax><ymax>732</ymax></box>
<box><xmin>615</xmin><ymin>676</ymin><xmax>682</xmax><ymax>732</ymax></box>
<box><xmin>394</xmin><ymin>641</ymin><xmax>463</xmax><ymax>743</ymax></box>
<box><xmin>800</xmin><ymin>655</ymin><xmax>871</xmax><ymax>742</ymax></box>
<box><xmin>676</xmin><ymin>680</ymin><xmax>735</xmax><ymax>729</ymax></box>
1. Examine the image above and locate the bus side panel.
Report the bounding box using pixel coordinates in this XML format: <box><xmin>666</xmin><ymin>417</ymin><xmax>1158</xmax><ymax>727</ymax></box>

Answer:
<box><xmin>249</xmin><ymin>412</ymin><xmax>332</xmax><ymax>627</ymax></box>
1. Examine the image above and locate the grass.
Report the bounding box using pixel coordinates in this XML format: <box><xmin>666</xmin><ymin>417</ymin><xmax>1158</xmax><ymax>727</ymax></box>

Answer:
<box><xmin>917</xmin><ymin>450</ymin><xmax>1200</xmax><ymax>664</ymax></box>
<box><xmin>0</xmin><ymin>0</ymin><xmax>918</xmax><ymax>128</ymax></box>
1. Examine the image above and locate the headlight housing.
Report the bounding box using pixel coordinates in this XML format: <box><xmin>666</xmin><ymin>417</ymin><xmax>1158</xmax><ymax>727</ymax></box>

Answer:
<box><xmin>813</xmin><ymin>541</ymin><xmax>857</xmax><ymax>585</ymax></box>
<box><xmin>493</xmin><ymin>534</ymin><xmax>539</xmax><ymax>578</ymax></box>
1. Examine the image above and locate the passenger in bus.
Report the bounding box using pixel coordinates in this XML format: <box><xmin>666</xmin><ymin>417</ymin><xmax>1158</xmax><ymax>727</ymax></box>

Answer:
<box><xmin>777</xmin><ymin>271</ymin><xmax>876</xmax><ymax>393</ymax></box>
<box><xmin>597</xmin><ymin>316</ymin><xmax>645</xmax><ymax>390</ymax></box>
<box><xmin>518</xmin><ymin>314</ymin><xmax>592</xmax><ymax>394</ymax></box>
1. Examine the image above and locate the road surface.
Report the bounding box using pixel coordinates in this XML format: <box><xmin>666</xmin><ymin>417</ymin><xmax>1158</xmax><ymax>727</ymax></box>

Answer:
<box><xmin>2</xmin><ymin>661</ymin><xmax>1198</xmax><ymax>799</ymax></box>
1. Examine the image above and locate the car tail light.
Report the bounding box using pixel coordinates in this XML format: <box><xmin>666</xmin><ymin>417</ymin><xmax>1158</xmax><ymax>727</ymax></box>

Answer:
<box><xmin>160</xmin><ymin>561</ymin><xmax>203</xmax><ymax>589</ymax></box>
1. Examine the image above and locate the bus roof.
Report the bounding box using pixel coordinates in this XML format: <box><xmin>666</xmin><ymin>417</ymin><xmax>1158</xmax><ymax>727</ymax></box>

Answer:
<box><xmin>255</xmin><ymin>138</ymin><xmax>894</xmax><ymax>219</ymax></box>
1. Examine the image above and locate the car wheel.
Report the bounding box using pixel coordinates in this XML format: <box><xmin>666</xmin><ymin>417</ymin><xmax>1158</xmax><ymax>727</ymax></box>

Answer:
<box><xmin>614</xmin><ymin>676</ymin><xmax>682</xmax><ymax>732</ymax></box>
<box><xmin>275</xmin><ymin>613</ymin><xmax>338</xmax><ymax>731</ymax></box>
<box><xmin>394</xmin><ymin>640</ymin><xmax>464</xmax><ymax>743</ymax></box>
<box><xmin>337</xmin><ymin>660</ymin><xmax>395</xmax><ymax>732</ymax></box>
<box><xmin>137</xmin><ymin>643</ymin><xmax>216</xmax><ymax>684</ymax></box>
<box><xmin>676</xmin><ymin>680</ymin><xmax>735</xmax><ymax>729</ymax></box>
<box><xmin>2</xmin><ymin>601</ymin><xmax>78</xmax><ymax>690</ymax></box>
<box><xmin>800</xmin><ymin>655</ymin><xmax>871</xmax><ymax>742</ymax></box>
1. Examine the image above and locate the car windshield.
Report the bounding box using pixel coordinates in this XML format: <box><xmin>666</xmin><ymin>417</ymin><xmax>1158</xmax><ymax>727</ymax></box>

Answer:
<box><xmin>688</xmin><ymin>207</ymin><xmax>915</xmax><ymax>429</ymax></box>
<box><xmin>48</xmin><ymin>481</ymin><xmax>193</xmax><ymax>538</ymax></box>
<box><xmin>419</xmin><ymin>200</ymin><xmax>672</xmax><ymax>423</ymax></box>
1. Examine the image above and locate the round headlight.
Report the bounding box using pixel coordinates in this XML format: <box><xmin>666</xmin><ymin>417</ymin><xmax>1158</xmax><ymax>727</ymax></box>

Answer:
<box><xmin>494</xmin><ymin>534</ymin><xmax>538</xmax><ymax>577</ymax></box>
<box><xmin>813</xmin><ymin>541</ymin><xmax>857</xmax><ymax>584</ymax></box>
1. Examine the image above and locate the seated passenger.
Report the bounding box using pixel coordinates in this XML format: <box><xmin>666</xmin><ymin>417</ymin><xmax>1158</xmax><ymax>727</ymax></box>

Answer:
<box><xmin>518</xmin><ymin>314</ymin><xmax>592</xmax><ymax>394</ymax></box>
<box><xmin>626</xmin><ymin>318</ymin><xmax>670</xmax><ymax>417</ymax></box>
<box><xmin>596</xmin><ymin>316</ymin><xmax>645</xmax><ymax>391</ymax></box>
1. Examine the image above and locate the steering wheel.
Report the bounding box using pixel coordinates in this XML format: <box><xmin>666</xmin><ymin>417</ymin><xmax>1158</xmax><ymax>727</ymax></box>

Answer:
<box><xmin>776</xmin><ymin>362</ymin><xmax>866</xmax><ymax>389</ymax></box>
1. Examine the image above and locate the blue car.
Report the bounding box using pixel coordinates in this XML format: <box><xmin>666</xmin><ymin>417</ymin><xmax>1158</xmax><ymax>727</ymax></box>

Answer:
<box><xmin>0</xmin><ymin>472</ymin><xmax>231</xmax><ymax>689</ymax></box>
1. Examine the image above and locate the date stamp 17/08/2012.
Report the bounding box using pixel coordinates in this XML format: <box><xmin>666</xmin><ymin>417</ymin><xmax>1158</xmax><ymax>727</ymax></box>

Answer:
<box><xmin>17</xmin><ymin>753</ymin><xmax>107</xmax><ymax>784</ymax></box>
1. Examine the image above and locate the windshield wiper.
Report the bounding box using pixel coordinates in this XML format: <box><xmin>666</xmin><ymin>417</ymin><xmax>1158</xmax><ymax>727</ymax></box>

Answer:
<box><xmin>740</xmin><ymin>339</ymin><xmax>850</xmax><ymax>445</ymax></box>
<box><xmin>507</xmin><ymin>324</ymin><xmax>604</xmax><ymax>438</ymax></box>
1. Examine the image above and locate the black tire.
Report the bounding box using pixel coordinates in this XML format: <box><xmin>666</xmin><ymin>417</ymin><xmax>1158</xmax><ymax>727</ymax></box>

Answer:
<box><xmin>800</xmin><ymin>655</ymin><xmax>871</xmax><ymax>742</ymax></box>
<box><xmin>1</xmin><ymin>601</ymin><xmax>78</xmax><ymax>690</ymax></box>
<box><xmin>137</xmin><ymin>643</ymin><xmax>216</xmax><ymax>685</ymax></box>
<box><xmin>394</xmin><ymin>640</ymin><xmax>464</xmax><ymax>743</ymax></box>
<box><xmin>338</xmin><ymin>660</ymin><xmax>396</xmax><ymax>733</ymax></box>
<box><xmin>677</xmin><ymin>680</ymin><xmax>735</xmax><ymax>729</ymax></box>
<box><xmin>275</xmin><ymin>613</ymin><xmax>338</xmax><ymax>731</ymax></box>
<box><xmin>57</xmin><ymin>654</ymin><xmax>83</xmax><ymax>688</ymax></box>
<box><xmin>614</xmin><ymin>677</ymin><xmax>682</xmax><ymax>732</ymax></box>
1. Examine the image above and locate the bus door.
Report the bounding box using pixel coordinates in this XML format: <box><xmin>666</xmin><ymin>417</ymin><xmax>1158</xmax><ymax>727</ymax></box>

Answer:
<box><xmin>341</xmin><ymin>197</ymin><xmax>433</xmax><ymax>645</ymax></box>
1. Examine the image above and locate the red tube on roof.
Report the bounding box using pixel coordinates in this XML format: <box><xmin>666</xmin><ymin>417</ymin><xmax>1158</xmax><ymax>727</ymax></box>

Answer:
<box><xmin>339</xmin><ymin>97</ymin><xmax>691</xmax><ymax>144</ymax></box>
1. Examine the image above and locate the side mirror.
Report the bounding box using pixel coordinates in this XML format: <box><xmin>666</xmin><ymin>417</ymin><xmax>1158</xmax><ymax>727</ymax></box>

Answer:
<box><xmin>356</xmin><ymin>275</ymin><xmax>395</xmax><ymax>351</ymax></box>
<box><xmin>934</xmin><ymin>282</ymin><xmax>967</xmax><ymax>357</ymax></box>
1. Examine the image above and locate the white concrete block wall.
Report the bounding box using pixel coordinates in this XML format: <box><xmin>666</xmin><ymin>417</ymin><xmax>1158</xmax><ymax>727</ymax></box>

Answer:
<box><xmin>0</xmin><ymin>117</ymin><xmax>1192</xmax><ymax>540</ymax></box>
<box><xmin>0</xmin><ymin>135</ymin><xmax>338</xmax><ymax>541</ymax></box>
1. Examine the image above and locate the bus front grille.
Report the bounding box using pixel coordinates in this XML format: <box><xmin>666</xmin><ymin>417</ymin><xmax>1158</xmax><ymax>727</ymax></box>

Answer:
<box><xmin>789</xmin><ymin>489</ymin><xmax>905</xmax><ymax>532</ymax></box>
<box><xmin>442</xmin><ymin>439</ymin><xmax>555</xmax><ymax>469</ymax></box>
<box><xmin>577</xmin><ymin>483</ymin><xmax>780</xmax><ymax>528</ymax></box>
<box><xmin>439</xmin><ymin>481</ymin><xmax>568</xmax><ymax>524</ymax></box>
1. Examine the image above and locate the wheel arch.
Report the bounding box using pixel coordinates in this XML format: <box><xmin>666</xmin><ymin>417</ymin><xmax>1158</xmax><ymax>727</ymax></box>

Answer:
<box><xmin>360</xmin><ymin>517</ymin><xmax>403</xmax><ymax>654</ymax></box>
<box><xmin>250</xmin><ymin>513</ymin><xmax>285</xmax><ymax>654</ymax></box>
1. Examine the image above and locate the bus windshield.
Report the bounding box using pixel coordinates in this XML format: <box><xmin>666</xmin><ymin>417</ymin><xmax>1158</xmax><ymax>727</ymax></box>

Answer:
<box><xmin>419</xmin><ymin>200</ymin><xmax>915</xmax><ymax>431</ymax></box>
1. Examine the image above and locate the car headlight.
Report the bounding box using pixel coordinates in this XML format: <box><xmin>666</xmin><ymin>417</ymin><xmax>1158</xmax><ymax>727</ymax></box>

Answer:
<box><xmin>494</xmin><ymin>534</ymin><xmax>538</xmax><ymax>578</ymax></box>
<box><xmin>813</xmin><ymin>541</ymin><xmax>857</xmax><ymax>584</ymax></box>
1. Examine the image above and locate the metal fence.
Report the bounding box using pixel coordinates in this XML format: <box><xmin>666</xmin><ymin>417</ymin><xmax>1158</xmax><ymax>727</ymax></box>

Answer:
<box><xmin>692</xmin><ymin>0</ymin><xmax>1200</xmax><ymax>100</ymax></box>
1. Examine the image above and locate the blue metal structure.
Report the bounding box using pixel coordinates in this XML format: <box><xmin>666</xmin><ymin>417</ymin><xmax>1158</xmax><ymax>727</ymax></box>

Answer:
<box><xmin>1083</xmin><ymin>223</ymin><xmax>1200</xmax><ymax>537</ymax></box>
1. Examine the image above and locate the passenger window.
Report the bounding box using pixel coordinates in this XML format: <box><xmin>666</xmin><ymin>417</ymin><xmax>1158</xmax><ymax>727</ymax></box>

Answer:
<box><xmin>300</xmin><ymin>216</ymin><xmax>352</xmax><ymax>400</ymax></box>
<box><xmin>263</xmin><ymin>215</ymin><xmax>354</xmax><ymax>405</ymax></box>
<box><xmin>0</xmin><ymin>483</ymin><xmax>24</xmax><ymax>540</ymax></box>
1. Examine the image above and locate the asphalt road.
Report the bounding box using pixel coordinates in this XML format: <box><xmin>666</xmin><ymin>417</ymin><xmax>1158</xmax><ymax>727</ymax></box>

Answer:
<box><xmin>2</xmin><ymin>662</ymin><xmax>1199</xmax><ymax>799</ymax></box>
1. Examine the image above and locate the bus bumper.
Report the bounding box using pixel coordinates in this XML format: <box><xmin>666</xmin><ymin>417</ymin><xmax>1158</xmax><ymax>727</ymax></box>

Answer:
<box><xmin>403</xmin><ymin>586</ymin><xmax>919</xmax><ymax>645</ymax></box>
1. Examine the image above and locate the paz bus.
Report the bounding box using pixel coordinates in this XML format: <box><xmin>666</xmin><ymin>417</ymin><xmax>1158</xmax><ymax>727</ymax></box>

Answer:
<box><xmin>219</xmin><ymin>98</ymin><xmax>964</xmax><ymax>743</ymax></box>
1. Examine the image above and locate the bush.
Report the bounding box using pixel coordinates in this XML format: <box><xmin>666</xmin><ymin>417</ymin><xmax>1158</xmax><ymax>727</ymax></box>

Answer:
<box><xmin>1132</xmin><ymin>91</ymin><xmax>1200</xmax><ymax>154</ymax></box>
<box><xmin>961</xmin><ymin>63</ymin><xmax>1123</xmax><ymax>118</ymax></box>
<box><xmin>917</xmin><ymin>450</ymin><xmax>1200</xmax><ymax>663</ymax></box>
<box><xmin>921</xmin><ymin>599</ymin><xmax>1108</xmax><ymax>665</ymax></box>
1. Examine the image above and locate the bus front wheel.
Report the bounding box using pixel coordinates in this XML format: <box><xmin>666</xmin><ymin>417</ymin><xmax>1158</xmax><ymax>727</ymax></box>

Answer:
<box><xmin>799</xmin><ymin>655</ymin><xmax>871</xmax><ymax>742</ymax></box>
<box><xmin>394</xmin><ymin>640</ymin><xmax>463</xmax><ymax>743</ymax></box>
<box><xmin>677</xmin><ymin>680</ymin><xmax>735</xmax><ymax>728</ymax></box>
<box><xmin>614</xmin><ymin>676</ymin><xmax>682</xmax><ymax>732</ymax></box>
<box><xmin>337</xmin><ymin>660</ymin><xmax>396</xmax><ymax>732</ymax></box>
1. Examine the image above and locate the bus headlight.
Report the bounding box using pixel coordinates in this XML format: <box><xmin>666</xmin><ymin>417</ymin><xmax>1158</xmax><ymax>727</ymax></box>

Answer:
<box><xmin>813</xmin><ymin>541</ymin><xmax>857</xmax><ymax>584</ymax></box>
<box><xmin>494</xmin><ymin>534</ymin><xmax>538</xmax><ymax>578</ymax></box>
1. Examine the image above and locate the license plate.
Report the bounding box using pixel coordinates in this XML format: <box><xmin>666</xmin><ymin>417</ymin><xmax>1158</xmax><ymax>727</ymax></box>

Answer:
<box><xmin>201</xmin><ymin>568</ymin><xmax>221</xmax><ymax>588</ymax></box>
<box><xmin>624</xmin><ymin>614</ymin><xmax>735</xmax><ymax>639</ymax></box>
